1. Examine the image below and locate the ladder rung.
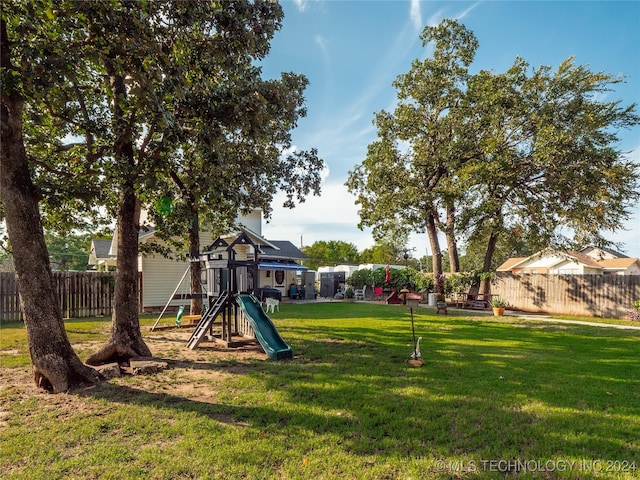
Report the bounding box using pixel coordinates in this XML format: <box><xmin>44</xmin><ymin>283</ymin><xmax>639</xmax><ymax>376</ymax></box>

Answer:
<box><xmin>187</xmin><ymin>291</ymin><xmax>229</xmax><ymax>349</ymax></box>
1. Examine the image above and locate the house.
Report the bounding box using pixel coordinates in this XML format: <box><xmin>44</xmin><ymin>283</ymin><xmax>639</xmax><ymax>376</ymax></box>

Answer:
<box><xmin>88</xmin><ymin>239</ymin><xmax>117</xmax><ymax>271</ymax></box>
<box><xmin>93</xmin><ymin>210</ymin><xmax>309</xmax><ymax>310</ymax></box>
<box><xmin>497</xmin><ymin>247</ymin><xmax>640</xmax><ymax>276</ymax></box>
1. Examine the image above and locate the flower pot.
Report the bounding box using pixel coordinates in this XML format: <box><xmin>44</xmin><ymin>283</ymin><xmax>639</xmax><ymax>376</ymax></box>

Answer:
<box><xmin>493</xmin><ymin>307</ymin><xmax>505</xmax><ymax>316</ymax></box>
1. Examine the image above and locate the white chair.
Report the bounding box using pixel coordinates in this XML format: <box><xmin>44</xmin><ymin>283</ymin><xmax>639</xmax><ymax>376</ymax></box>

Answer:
<box><xmin>354</xmin><ymin>285</ymin><xmax>366</xmax><ymax>301</ymax></box>
<box><xmin>264</xmin><ymin>297</ymin><xmax>280</xmax><ymax>313</ymax></box>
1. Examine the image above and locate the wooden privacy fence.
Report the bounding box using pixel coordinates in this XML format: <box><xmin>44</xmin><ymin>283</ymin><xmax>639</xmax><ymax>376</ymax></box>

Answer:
<box><xmin>492</xmin><ymin>273</ymin><xmax>640</xmax><ymax>319</ymax></box>
<box><xmin>0</xmin><ymin>272</ymin><xmax>116</xmax><ymax>322</ymax></box>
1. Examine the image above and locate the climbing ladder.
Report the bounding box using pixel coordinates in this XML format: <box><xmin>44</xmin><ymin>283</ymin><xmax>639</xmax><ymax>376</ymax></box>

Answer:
<box><xmin>187</xmin><ymin>291</ymin><xmax>230</xmax><ymax>350</ymax></box>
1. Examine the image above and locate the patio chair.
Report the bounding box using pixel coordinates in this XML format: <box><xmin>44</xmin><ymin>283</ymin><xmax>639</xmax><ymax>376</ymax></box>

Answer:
<box><xmin>354</xmin><ymin>285</ymin><xmax>366</xmax><ymax>301</ymax></box>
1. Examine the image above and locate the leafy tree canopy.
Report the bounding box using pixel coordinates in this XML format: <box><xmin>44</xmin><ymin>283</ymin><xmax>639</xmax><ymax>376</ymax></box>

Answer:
<box><xmin>301</xmin><ymin>240</ymin><xmax>360</xmax><ymax>271</ymax></box>
<box><xmin>347</xmin><ymin>18</ymin><xmax>639</xmax><ymax>294</ymax></box>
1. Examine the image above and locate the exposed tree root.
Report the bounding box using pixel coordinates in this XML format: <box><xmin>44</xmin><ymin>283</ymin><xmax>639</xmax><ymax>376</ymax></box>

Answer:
<box><xmin>85</xmin><ymin>340</ymin><xmax>152</xmax><ymax>366</ymax></box>
<box><xmin>32</xmin><ymin>357</ymin><xmax>103</xmax><ymax>393</ymax></box>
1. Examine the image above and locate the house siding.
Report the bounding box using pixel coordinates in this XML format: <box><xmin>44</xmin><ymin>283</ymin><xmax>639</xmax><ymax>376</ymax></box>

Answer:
<box><xmin>140</xmin><ymin>232</ymin><xmax>213</xmax><ymax>310</ymax></box>
<box><xmin>236</xmin><ymin>209</ymin><xmax>262</xmax><ymax>235</ymax></box>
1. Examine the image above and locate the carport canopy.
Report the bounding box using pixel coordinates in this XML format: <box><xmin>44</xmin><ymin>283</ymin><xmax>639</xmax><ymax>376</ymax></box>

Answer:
<box><xmin>258</xmin><ymin>261</ymin><xmax>307</xmax><ymax>271</ymax></box>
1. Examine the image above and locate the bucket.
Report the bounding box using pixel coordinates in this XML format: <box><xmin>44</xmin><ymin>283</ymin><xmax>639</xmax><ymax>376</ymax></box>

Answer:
<box><xmin>428</xmin><ymin>293</ymin><xmax>437</xmax><ymax>307</ymax></box>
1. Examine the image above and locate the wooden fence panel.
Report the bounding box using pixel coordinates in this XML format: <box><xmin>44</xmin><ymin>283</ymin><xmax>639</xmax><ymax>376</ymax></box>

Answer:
<box><xmin>0</xmin><ymin>272</ymin><xmax>116</xmax><ymax>323</ymax></box>
<box><xmin>0</xmin><ymin>273</ymin><xmax>21</xmax><ymax>322</ymax></box>
<box><xmin>492</xmin><ymin>273</ymin><xmax>640</xmax><ymax>318</ymax></box>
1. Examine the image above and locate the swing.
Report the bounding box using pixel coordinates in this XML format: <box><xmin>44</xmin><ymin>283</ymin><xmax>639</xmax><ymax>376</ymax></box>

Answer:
<box><xmin>176</xmin><ymin>305</ymin><xmax>185</xmax><ymax>326</ymax></box>
<box><xmin>151</xmin><ymin>263</ymin><xmax>207</xmax><ymax>331</ymax></box>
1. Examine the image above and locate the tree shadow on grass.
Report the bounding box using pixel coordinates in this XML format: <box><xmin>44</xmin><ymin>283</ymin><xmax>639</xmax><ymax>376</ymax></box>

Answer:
<box><xmin>76</xmin><ymin>319</ymin><xmax>639</xmax><ymax>467</ymax></box>
<box><xmin>276</xmin><ymin>319</ymin><xmax>640</xmax><ymax>459</ymax></box>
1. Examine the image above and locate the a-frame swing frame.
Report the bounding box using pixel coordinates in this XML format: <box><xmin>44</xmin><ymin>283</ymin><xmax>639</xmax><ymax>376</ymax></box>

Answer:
<box><xmin>150</xmin><ymin>256</ymin><xmax>207</xmax><ymax>331</ymax></box>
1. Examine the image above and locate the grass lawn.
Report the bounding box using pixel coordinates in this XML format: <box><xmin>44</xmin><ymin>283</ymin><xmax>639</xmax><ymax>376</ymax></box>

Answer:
<box><xmin>1</xmin><ymin>303</ymin><xmax>639</xmax><ymax>479</ymax></box>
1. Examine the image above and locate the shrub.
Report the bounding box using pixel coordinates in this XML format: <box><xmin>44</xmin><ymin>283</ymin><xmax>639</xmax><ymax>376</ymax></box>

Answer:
<box><xmin>347</xmin><ymin>269</ymin><xmax>373</xmax><ymax>288</ymax></box>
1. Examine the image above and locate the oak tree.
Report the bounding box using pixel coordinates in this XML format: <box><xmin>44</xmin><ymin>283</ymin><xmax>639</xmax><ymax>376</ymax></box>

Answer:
<box><xmin>348</xmin><ymin>19</ymin><xmax>639</xmax><ymax>295</ymax></box>
<box><xmin>347</xmin><ymin>20</ymin><xmax>479</xmax><ymax>293</ymax></box>
<box><xmin>2</xmin><ymin>0</ymin><xmax>324</xmax><ymax>386</ymax></box>
<box><xmin>1</xmin><ymin>11</ymin><xmax>101</xmax><ymax>392</ymax></box>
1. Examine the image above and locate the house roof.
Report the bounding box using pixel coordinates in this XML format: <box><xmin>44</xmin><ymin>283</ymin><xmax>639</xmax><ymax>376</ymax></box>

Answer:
<box><xmin>562</xmin><ymin>250</ymin><xmax>603</xmax><ymax>269</ymax></box>
<box><xmin>496</xmin><ymin>257</ymin><xmax>528</xmax><ymax>271</ymax></box>
<box><xmin>260</xmin><ymin>241</ymin><xmax>307</xmax><ymax>261</ymax></box>
<box><xmin>138</xmin><ymin>226</ymin><xmax>156</xmax><ymax>242</ymax></box>
<box><xmin>581</xmin><ymin>246</ymin><xmax>629</xmax><ymax>259</ymax></box>
<box><xmin>90</xmin><ymin>239</ymin><xmax>115</xmax><ymax>260</ymax></box>
<box><xmin>497</xmin><ymin>247</ymin><xmax>639</xmax><ymax>274</ymax></box>
<box><xmin>598</xmin><ymin>257</ymin><xmax>640</xmax><ymax>269</ymax></box>
<box><xmin>97</xmin><ymin>227</ymin><xmax>304</xmax><ymax>263</ymax></box>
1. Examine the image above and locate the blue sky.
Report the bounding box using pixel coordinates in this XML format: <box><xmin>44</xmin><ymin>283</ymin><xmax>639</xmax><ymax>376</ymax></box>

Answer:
<box><xmin>259</xmin><ymin>0</ymin><xmax>640</xmax><ymax>259</ymax></box>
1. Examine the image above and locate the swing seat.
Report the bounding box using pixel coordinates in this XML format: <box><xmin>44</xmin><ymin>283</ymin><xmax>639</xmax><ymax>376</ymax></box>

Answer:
<box><xmin>176</xmin><ymin>305</ymin><xmax>185</xmax><ymax>326</ymax></box>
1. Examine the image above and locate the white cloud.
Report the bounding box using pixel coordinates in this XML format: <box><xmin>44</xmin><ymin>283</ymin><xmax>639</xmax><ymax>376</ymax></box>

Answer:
<box><xmin>426</xmin><ymin>7</ymin><xmax>446</xmax><ymax>28</ymax></box>
<box><xmin>314</xmin><ymin>34</ymin><xmax>331</xmax><ymax>66</ymax></box>
<box><xmin>410</xmin><ymin>0</ymin><xmax>422</xmax><ymax>30</ymax></box>
<box><xmin>455</xmin><ymin>2</ymin><xmax>481</xmax><ymax>21</ymax></box>
<box><xmin>262</xmin><ymin>179</ymin><xmax>375</xmax><ymax>250</ymax></box>
<box><xmin>292</xmin><ymin>0</ymin><xmax>309</xmax><ymax>13</ymax></box>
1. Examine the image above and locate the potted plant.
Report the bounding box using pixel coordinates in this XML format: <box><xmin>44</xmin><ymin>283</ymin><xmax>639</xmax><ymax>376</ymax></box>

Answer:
<box><xmin>490</xmin><ymin>296</ymin><xmax>507</xmax><ymax>316</ymax></box>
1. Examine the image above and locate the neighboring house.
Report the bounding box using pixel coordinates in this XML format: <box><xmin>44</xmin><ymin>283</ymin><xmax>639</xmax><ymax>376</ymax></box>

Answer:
<box><xmin>88</xmin><ymin>239</ymin><xmax>117</xmax><ymax>271</ymax></box>
<box><xmin>94</xmin><ymin>210</ymin><xmax>309</xmax><ymax>310</ymax></box>
<box><xmin>497</xmin><ymin>247</ymin><xmax>640</xmax><ymax>275</ymax></box>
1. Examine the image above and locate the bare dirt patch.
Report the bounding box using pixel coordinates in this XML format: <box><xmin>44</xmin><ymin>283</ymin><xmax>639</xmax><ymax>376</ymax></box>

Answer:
<box><xmin>0</xmin><ymin>328</ymin><xmax>267</xmax><ymax>411</ymax></box>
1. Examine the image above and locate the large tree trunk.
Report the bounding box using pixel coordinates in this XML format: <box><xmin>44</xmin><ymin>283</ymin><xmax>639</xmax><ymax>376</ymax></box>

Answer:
<box><xmin>85</xmin><ymin>60</ymin><xmax>151</xmax><ymax>365</ymax></box>
<box><xmin>188</xmin><ymin>203</ymin><xmax>203</xmax><ymax>316</ymax></box>
<box><xmin>444</xmin><ymin>202</ymin><xmax>460</xmax><ymax>273</ymax></box>
<box><xmin>0</xmin><ymin>20</ymin><xmax>101</xmax><ymax>392</ymax></box>
<box><xmin>480</xmin><ymin>231</ymin><xmax>500</xmax><ymax>295</ymax></box>
<box><xmin>426</xmin><ymin>210</ymin><xmax>444</xmax><ymax>294</ymax></box>
<box><xmin>86</xmin><ymin>185</ymin><xmax>152</xmax><ymax>365</ymax></box>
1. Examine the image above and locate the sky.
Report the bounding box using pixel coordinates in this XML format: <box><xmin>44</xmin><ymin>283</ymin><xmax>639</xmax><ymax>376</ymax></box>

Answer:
<box><xmin>258</xmin><ymin>0</ymin><xmax>640</xmax><ymax>259</ymax></box>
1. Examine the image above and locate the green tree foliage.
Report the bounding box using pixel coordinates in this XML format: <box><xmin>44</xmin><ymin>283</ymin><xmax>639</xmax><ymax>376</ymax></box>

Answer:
<box><xmin>301</xmin><ymin>240</ymin><xmax>360</xmax><ymax>271</ymax></box>
<box><xmin>347</xmin><ymin>266</ymin><xmax>434</xmax><ymax>292</ymax></box>
<box><xmin>346</xmin><ymin>269</ymin><xmax>373</xmax><ymax>289</ymax></box>
<box><xmin>2</xmin><ymin>0</ymin><xmax>324</xmax><ymax>374</ymax></box>
<box><xmin>348</xmin><ymin>19</ymin><xmax>639</xmax><ymax>295</ymax></box>
<box><xmin>146</xmin><ymin>39</ymin><xmax>324</xmax><ymax>314</ymax></box>
<box><xmin>359</xmin><ymin>230</ymin><xmax>409</xmax><ymax>265</ymax></box>
<box><xmin>346</xmin><ymin>20</ymin><xmax>480</xmax><ymax>294</ymax></box>
<box><xmin>45</xmin><ymin>232</ymin><xmax>91</xmax><ymax>272</ymax></box>
<box><xmin>457</xmin><ymin>56</ymin><xmax>639</xmax><ymax>292</ymax></box>
<box><xmin>1</xmin><ymin>4</ymin><xmax>101</xmax><ymax>391</ymax></box>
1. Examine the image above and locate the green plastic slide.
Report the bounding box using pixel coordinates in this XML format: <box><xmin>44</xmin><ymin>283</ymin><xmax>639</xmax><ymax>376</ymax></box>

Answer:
<box><xmin>235</xmin><ymin>294</ymin><xmax>293</xmax><ymax>360</ymax></box>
